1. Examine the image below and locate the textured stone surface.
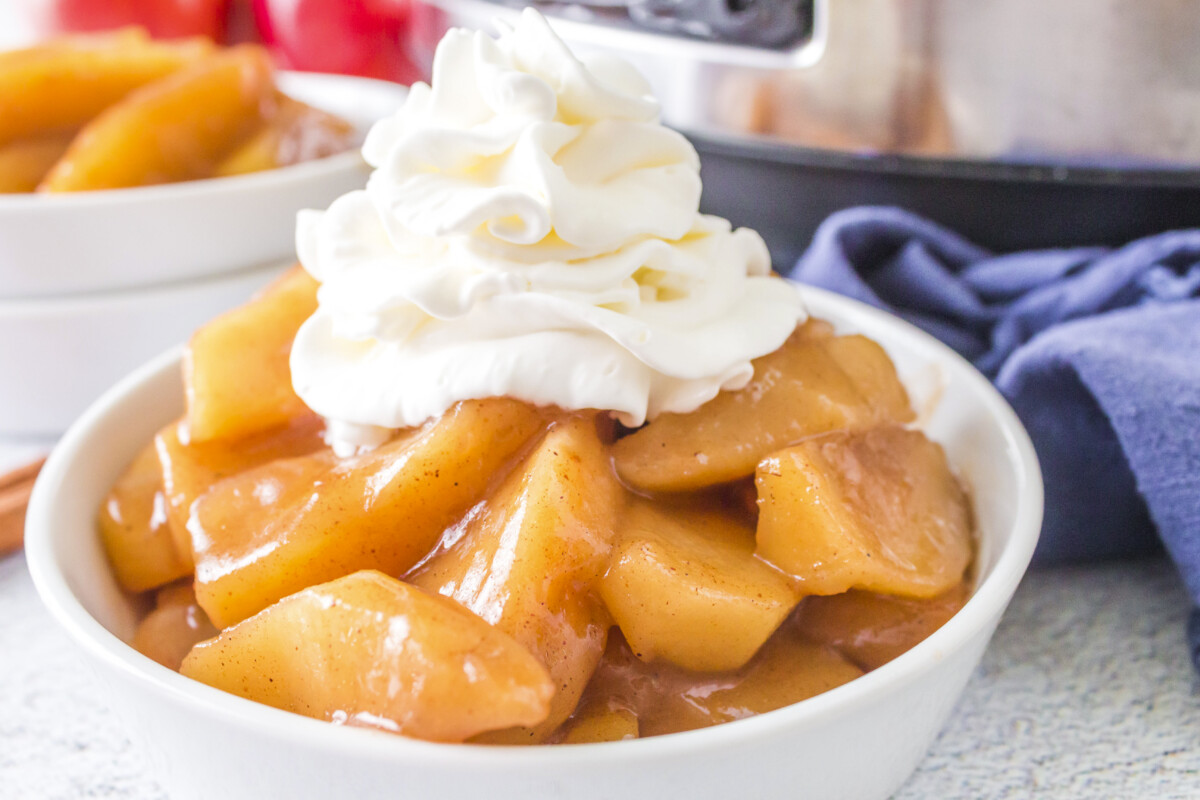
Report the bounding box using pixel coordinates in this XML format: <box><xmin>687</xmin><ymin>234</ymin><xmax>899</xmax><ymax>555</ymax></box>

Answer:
<box><xmin>898</xmin><ymin>558</ymin><xmax>1200</xmax><ymax>799</ymax></box>
<box><xmin>0</xmin><ymin>553</ymin><xmax>166</xmax><ymax>800</ymax></box>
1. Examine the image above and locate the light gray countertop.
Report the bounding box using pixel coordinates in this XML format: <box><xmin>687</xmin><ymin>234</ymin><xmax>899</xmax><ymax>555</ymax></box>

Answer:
<box><xmin>2</xmin><ymin>447</ymin><xmax>1199</xmax><ymax>799</ymax></box>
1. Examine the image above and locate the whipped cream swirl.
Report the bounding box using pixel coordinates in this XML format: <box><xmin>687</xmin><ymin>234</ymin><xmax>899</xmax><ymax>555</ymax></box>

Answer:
<box><xmin>292</xmin><ymin>9</ymin><xmax>806</xmax><ymax>451</ymax></box>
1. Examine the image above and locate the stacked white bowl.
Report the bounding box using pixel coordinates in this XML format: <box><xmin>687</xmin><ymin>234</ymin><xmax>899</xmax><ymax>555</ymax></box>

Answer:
<box><xmin>0</xmin><ymin>72</ymin><xmax>407</xmax><ymax>436</ymax></box>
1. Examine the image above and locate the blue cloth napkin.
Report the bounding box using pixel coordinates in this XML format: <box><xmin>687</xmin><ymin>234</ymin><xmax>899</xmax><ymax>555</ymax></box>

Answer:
<box><xmin>785</xmin><ymin>206</ymin><xmax>1200</xmax><ymax>668</ymax></box>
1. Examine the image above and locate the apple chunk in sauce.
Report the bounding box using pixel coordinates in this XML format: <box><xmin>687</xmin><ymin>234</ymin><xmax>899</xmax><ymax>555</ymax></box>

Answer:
<box><xmin>182</xmin><ymin>570</ymin><xmax>554</xmax><ymax>742</ymax></box>
<box><xmin>189</xmin><ymin>398</ymin><xmax>548</xmax><ymax>628</ymax></box>
<box><xmin>409</xmin><ymin>414</ymin><xmax>622</xmax><ymax>744</ymax></box>
<box><xmin>613</xmin><ymin>322</ymin><xmax>914</xmax><ymax>493</ymax></box>
<box><xmin>756</xmin><ymin>427</ymin><xmax>972</xmax><ymax>598</ymax></box>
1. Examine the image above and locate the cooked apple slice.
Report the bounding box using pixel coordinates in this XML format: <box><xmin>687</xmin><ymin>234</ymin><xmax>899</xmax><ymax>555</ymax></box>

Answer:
<box><xmin>214</xmin><ymin>93</ymin><xmax>355</xmax><ymax>177</ymax></box>
<box><xmin>557</xmin><ymin>705</ymin><xmax>638</xmax><ymax>744</ymax></box>
<box><xmin>599</xmin><ymin>499</ymin><xmax>798</xmax><ymax>672</ymax></box>
<box><xmin>185</xmin><ymin>266</ymin><xmax>320</xmax><ymax>443</ymax></box>
<box><xmin>795</xmin><ymin>583</ymin><xmax>970</xmax><ymax>670</ymax></box>
<box><xmin>182</xmin><ymin>571</ymin><xmax>554</xmax><ymax>742</ymax></box>
<box><xmin>132</xmin><ymin>582</ymin><xmax>218</xmax><ymax>671</ymax></box>
<box><xmin>192</xmin><ymin>399</ymin><xmax>548</xmax><ymax>628</ymax></box>
<box><xmin>155</xmin><ymin>581</ymin><xmax>197</xmax><ymax>607</ymax></box>
<box><xmin>613</xmin><ymin>322</ymin><xmax>914</xmax><ymax>492</ymax></box>
<box><xmin>582</xmin><ymin>631</ymin><xmax>862</xmax><ymax>738</ymax></box>
<box><xmin>98</xmin><ymin>442</ymin><xmax>189</xmax><ymax>592</ymax></box>
<box><xmin>642</xmin><ymin>636</ymin><xmax>862</xmax><ymax>737</ymax></box>
<box><xmin>408</xmin><ymin>414</ymin><xmax>622</xmax><ymax>744</ymax></box>
<box><xmin>40</xmin><ymin>44</ymin><xmax>273</xmax><ymax>191</ymax></box>
<box><xmin>823</xmin><ymin>334</ymin><xmax>913</xmax><ymax>426</ymax></box>
<box><xmin>0</xmin><ymin>133</ymin><xmax>73</xmax><ymax>193</ymax></box>
<box><xmin>0</xmin><ymin>29</ymin><xmax>211</xmax><ymax>145</ymax></box>
<box><xmin>756</xmin><ymin>427</ymin><xmax>972</xmax><ymax>598</ymax></box>
<box><xmin>155</xmin><ymin>413</ymin><xmax>327</xmax><ymax>568</ymax></box>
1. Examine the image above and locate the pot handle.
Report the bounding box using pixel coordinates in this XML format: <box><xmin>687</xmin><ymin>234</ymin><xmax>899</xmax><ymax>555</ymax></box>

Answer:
<box><xmin>666</xmin><ymin>0</ymin><xmax>828</xmax><ymax>69</ymax></box>
<box><xmin>543</xmin><ymin>0</ymin><xmax>828</xmax><ymax>70</ymax></box>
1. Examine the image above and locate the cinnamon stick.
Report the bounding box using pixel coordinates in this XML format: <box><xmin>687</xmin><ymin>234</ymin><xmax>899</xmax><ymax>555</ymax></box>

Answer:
<box><xmin>0</xmin><ymin>457</ymin><xmax>46</xmax><ymax>557</ymax></box>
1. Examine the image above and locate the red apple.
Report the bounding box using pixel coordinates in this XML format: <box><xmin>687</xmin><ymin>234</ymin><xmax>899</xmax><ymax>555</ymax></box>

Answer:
<box><xmin>26</xmin><ymin>0</ymin><xmax>231</xmax><ymax>40</ymax></box>
<box><xmin>252</xmin><ymin>0</ymin><xmax>420</xmax><ymax>84</ymax></box>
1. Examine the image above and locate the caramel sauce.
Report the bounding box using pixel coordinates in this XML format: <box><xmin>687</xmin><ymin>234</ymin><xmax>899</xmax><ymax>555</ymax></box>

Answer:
<box><xmin>557</xmin><ymin>629</ymin><xmax>863</xmax><ymax>741</ymax></box>
<box><xmin>552</xmin><ymin>580</ymin><xmax>968</xmax><ymax>742</ymax></box>
<box><xmin>795</xmin><ymin>583</ymin><xmax>970</xmax><ymax>671</ymax></box>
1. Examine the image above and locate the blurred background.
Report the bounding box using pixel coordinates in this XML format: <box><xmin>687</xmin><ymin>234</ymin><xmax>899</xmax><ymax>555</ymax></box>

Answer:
<box><xmin>12</xmin><ymin>0</ymin><xmax>1200</xmax><ymax>267</ymax></box>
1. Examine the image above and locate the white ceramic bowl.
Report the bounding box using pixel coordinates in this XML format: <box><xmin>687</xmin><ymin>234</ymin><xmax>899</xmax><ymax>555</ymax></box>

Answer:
<box><xmin>0</xmin><ymin>261</ymin><xmax>286</xmax><ymax>435</ymax></box>
<box><xmin>0</xmin><ymin>72</ymin><xmax>406</xmax><ymax>299</ymax></box>
<box><xmin>25</xmin><ymin>287</ymin><xmax>1043</xmax><ymax>800</ymax></box>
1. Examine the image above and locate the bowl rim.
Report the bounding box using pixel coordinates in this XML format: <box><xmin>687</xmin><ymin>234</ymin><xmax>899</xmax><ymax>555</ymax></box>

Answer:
<box><xmin>0</xmin><ymin>149</ymin><xmax>365</xmax><ymax>211</ymax></box>
<box><xmin>0</xmin><ymin>71</ymin><xmax>405</xmax><ymax>214</ymax></box>
<box><xmin>24</xmin><ymin>284</ymin><xmax>1044</xmax><ymax>766</ymax></box>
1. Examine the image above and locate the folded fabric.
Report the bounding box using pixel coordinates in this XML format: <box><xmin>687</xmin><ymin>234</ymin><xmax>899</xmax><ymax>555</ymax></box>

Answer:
<box><xmin>786</xmin><ymin>206</ymin><xmax>1200</xmax><ymax>668</ymax></box>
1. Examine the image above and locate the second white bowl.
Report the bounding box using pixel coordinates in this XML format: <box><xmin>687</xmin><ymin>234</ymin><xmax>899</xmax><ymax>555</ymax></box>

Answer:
<box><xmin>0</xmin><ymin>261</ymin><xmax>286</xmax><ymax>435</ymax></box>
<box><xmin>0</xmin><ymin>72</ymin><xmax>406</xmax><ymax>300</ymax></box>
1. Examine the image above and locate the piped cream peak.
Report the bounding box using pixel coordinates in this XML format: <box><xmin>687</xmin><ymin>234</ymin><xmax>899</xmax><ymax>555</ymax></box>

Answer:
<box><xmin>291</xmin><ymin>8</ymin><xmax>805</xmax><ymax>452</ymax></box>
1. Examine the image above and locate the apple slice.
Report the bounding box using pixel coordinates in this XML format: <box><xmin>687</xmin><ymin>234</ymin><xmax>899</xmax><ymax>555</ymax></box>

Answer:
<box><xmin>184</xmin><ymin>266</ymin><xmax>320</xmax><ymax>443</ymax></box>
<box><xmin>98</xmin><ymin>442</ymin><xmax>189</xmax><ymax>592</ymax></box>
<box><xmin>0</xmin><ymin>133</ymin><xmax>73</xmax><ymax>193</ymax></box>
<box><xmin>155</xmin><ymin>412</ymin><xmax>327</xmax><ymax>568</ymax></box>
<box><xmin>557</xmin><ymin>705</ymin><xmax>638</xmax><ymax>744</ymax></box>
<box><xmin>613</xmin><ymin>323</ymin><xmax>914</xmax><ymax>492</ymax></box>
<box><xmin>191</xmin><ymin>399</ymin><xmax>548</xmax><ymax>628</ymax></box>
<box><xmin>132</xmin><ymin>582</ymin><xmax>218</xmax><ymax>671</ymax></box>
<box><xmin>408</xmin><ymin>414</ymin><xmax>623</xmax><ymax>744</ymax></box>
<box><xmin>823</xmin><ymin>333</ymin><xmax>914</xmax><ymax>427</ymax></box>
<box><xmin>0</xmin><ymin>29</ymin><xmax>211</xmax><ymax>145</ymax></box>
<box><xmin>580</xmin><ymin>631</ymin><xmax>862</xmax><ymax>738</ymax></box>
<box><xmin>599</xmin><ymin>499</ymin><xmax>798</xmax><ymax>672</ymax></box>
<box><xmin>756</xmin><ymin>427</ymin><xmax>972</xmax><ymax>598</ymax></box>
<box><xmin>40</xmin><ymin>44</ymin><xmax>273</xmax><ymax>191</ymax></box>
<box><xmin>214</xmin><ymin>93</ymin><xmax>355</xmax><ymax>177</ymax></box>
<box><xmin>182</xmin><ymin>570</ymin><xmax>554</xmax><ymax>742</ymax></box>
<box><xmin>795</xmin><ymin>583</ymin><xmax>970</xmax><ymax>670</ymax></box>
<box><xmin>640</xmin><ymin>636</ymin><xmax>862</xmax><ymax>738</ymax></box>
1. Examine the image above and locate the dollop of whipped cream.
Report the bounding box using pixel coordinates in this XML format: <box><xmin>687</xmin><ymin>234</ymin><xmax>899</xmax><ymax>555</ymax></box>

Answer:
<box><xmin>291</xmin><ymin>8</ymin><xmax>806</xmax><ymax>453</ymax></box>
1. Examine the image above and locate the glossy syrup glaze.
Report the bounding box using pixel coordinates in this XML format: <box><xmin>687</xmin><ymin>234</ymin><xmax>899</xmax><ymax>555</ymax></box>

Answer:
<box><xmin>99</xmin><ymin>308</ymin><xmax>974</xmax><ymax>744</ymax></box>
